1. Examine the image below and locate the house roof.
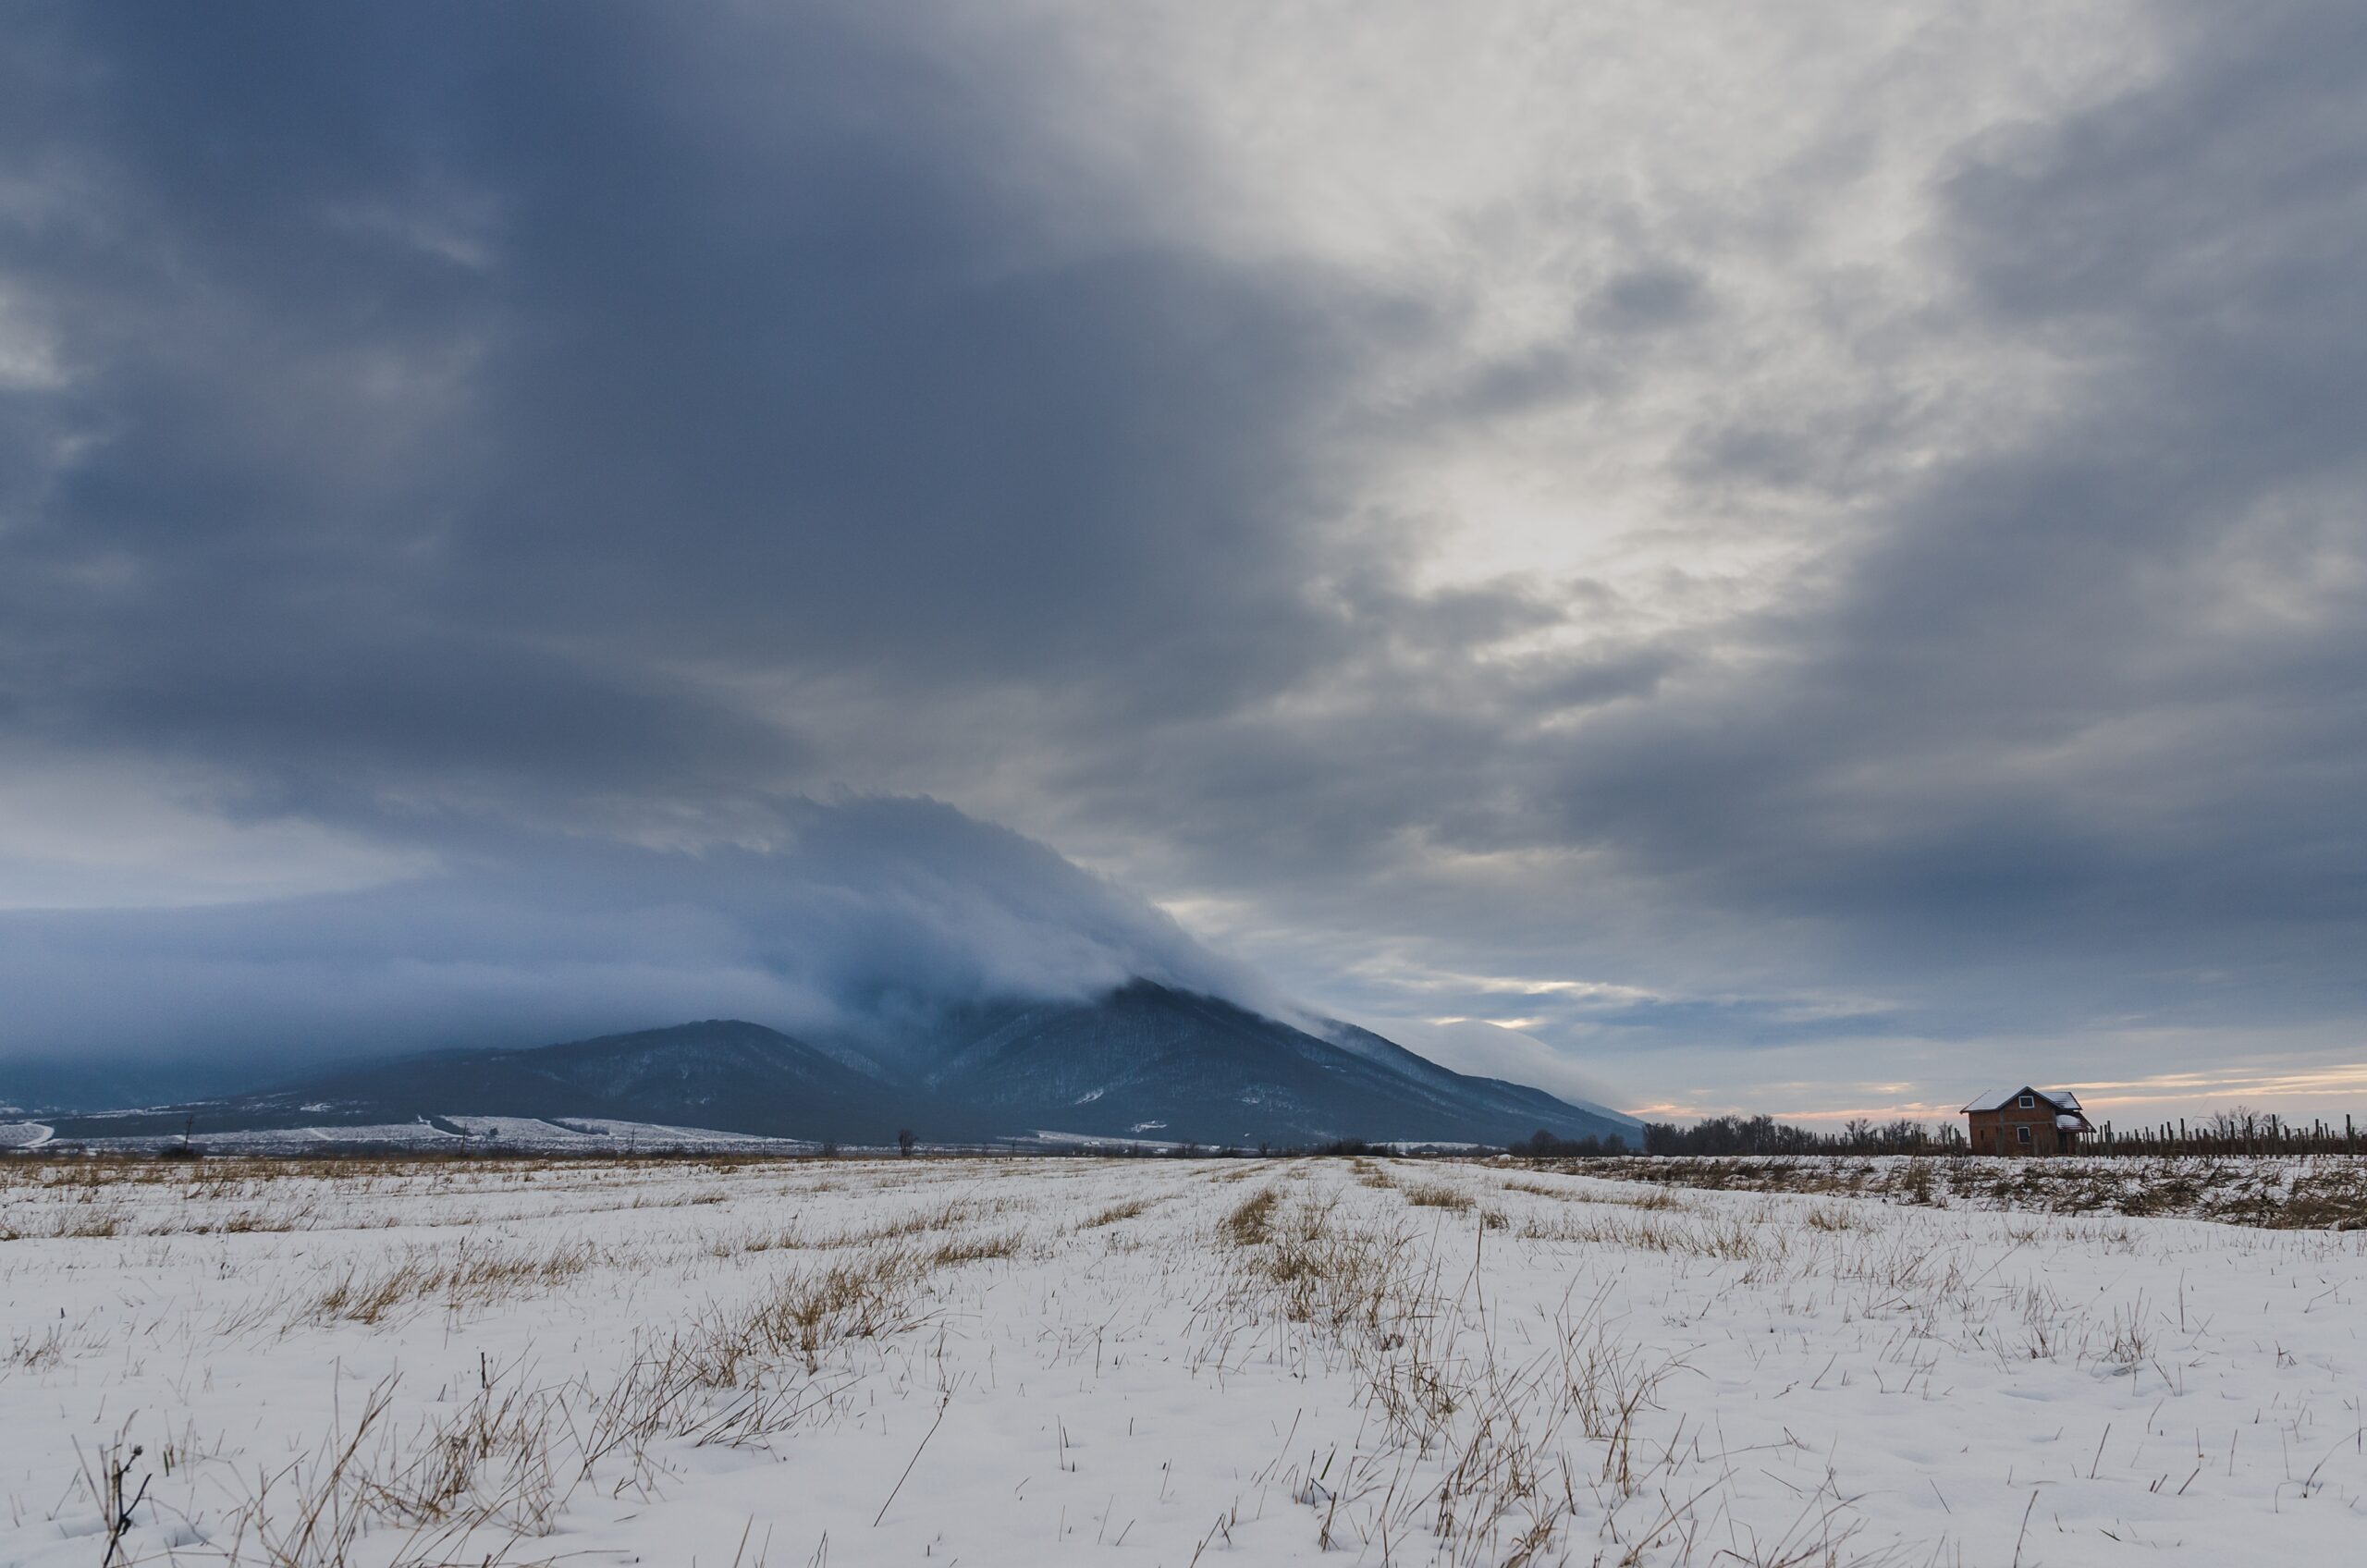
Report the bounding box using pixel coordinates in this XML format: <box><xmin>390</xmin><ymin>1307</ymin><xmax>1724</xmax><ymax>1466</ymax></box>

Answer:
<box><xmin>1961</xmin><ymin>1086</ymin><xmax>2085</xmax><ymax>1114</ymax></box>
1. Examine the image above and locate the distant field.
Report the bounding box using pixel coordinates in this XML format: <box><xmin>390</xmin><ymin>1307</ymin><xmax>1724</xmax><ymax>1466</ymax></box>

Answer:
<box><xmin>4</xmin><ymin>1156</ymin><xmax>2363</xmax><ymax>1564</ymax></box>
<box><xmin>1553</xmin><ymin>1152</ymin><xmax>2367</xmax><ymax>1230</ymax></box>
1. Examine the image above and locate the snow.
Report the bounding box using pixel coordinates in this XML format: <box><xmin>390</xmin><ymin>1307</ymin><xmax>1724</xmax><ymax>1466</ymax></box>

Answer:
<box><xmin>304</xmin><ymin>1121</ymin><xmax>460</xmax><ymax>1144</ymax></box>
<box><xmin>550</xmin><ymin>1117</ymin><xmax>820</xmax><ymax>1150</ymax></box>
<box><xmin>3</xmin><ymin>1155</ymin><xmax>2362</xmax><ymax>1564</ymax></box>
<box><xmin>36</xmin><ymin>1116</ymin><xmax>818</xmax><ymax>1158</ymax></box>
<box><xmin>1563</xmin><ymin>1152</ymin><xmax>2367</xmax><ymax>1229</ymax></box>
<box><xmin>1031</xmin><ymin>1129</ymin><xmax>1191</xmax><ymax>1151</ymax></box>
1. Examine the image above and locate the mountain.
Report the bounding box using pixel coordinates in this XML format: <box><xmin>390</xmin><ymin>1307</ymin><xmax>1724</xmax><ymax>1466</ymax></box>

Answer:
<box><xmin>867</xmin><ymin>981</ymin><xmax>1633</xmax><ymax>1147</ymax></box>
<box><xmin>29</xmin><ymin>982</ymin><xmax>1637</xmax><ymax>1150</ymax></box>
<box><xmin>37</xmin><ymin>1021</ymin><xmax>904</xmax><ymax>1145</ymax></box>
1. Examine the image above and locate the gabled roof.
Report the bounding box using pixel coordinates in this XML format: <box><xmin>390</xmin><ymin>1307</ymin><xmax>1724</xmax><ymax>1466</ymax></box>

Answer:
<box><xmin>1961</xmin><ymin>1085</ymin><xmax>2084</xmax><ymax>1114</ymax></box>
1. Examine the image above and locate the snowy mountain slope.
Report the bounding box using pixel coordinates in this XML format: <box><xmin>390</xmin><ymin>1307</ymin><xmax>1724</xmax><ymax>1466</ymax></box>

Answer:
<box><xmin>31</xmin><ymin>985</ymin><xmax>1635</xmax><ymax>1149</ymax></box>
<box><xmin>840</xmin><ymin>980</ymin><xmax>1634</xmax><ymax>1146</ymax></box>
<box><xmin>40</xmin><ymin>1020</ymin><xmax>906</xmax><ymax>1145</ymax></box>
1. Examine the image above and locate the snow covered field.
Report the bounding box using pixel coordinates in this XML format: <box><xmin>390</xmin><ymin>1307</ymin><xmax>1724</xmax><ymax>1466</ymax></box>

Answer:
<box><xmin>1564</xmin><ymin>1155</ymin><xmax>2367</xmax><ymax>1231</ymax></box>
<box><xmin>4</xmin><ymin>1156</ymin><xmax>2362</xmax><ymax>1565</ymax></box>
<box><xmin>0</xmin><ymin>1118</ymin><xmax>821</xmax><ymax>1158</ymax></box>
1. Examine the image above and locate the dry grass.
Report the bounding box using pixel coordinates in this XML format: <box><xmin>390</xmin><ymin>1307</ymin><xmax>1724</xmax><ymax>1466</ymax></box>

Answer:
<box><xmin>1200</xmin><ymin>1179</ymin><xmax>1740</xmax><ymax>1565</ymax></box>
<box><xmin>1078</xmin><ymin>1196</ymin><xmax>1154</xmax><ymax>1228</ymax></box>
<box><xmin>1501</xmin><ymin>1176</ymin><xmax>1686</xmax><ymax>1212</ymax></box>
<box><xmin>706</xmin><ymin>1221</ymin><xmax>808</xmax><ymax>1257</ymax></box>
<box><xmin>0</xmin><ymin>1152</ymin><xmax>855</xmax><ymax>1243</ymax></box>
<box><xmin>816</xmin><ymin>1196</ymin><xmax>1000</xmax><ymax>1247</ymax></box>
<box><xmin>1400</xmin><ymin>1179</ymin><xmax>1476</xmax><ymax>1212</ymax></box>
<box><xmin>1220</xmin><ymin>1186</ymin><xmax>1282</xmax><ymax>1247</ymax></box>
<box><xmin>313</xmin><ymin>1242</ymin><xmax>599</xmax><ymax>1324</ymax></box>
<box><xmin>1515</xmin><ymin>1207</ymin><xmax>1771</xmax><ymax>1261</ymax></box>
<box><xmin>206</xmin><ymin>1374</ymin><xmax>567</xmax><ymax>1567</ymax></box>
<box><xmin>927</xmin><ymin>1230</ymin><xmax>1023</xmax><ymax>1267</ymax></box>
<box><xmin>8</xmin><ymin>1320</ymin><xmax>67</xmax><ymax>1370</ymax></box>
<box><xmin>1539</xmin><ymin>1152</ymin><xmax>2367</xmax><ymax>1230</ymax></box>
<box><xmin>752</xmin><ymin>1246</ymin><xmax>938</xmax><ymax>1374</ymax></box>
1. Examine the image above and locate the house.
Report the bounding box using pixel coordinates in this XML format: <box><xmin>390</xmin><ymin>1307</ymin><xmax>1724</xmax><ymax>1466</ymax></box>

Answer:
<box><xmin>1963</xmin><ymin>1087</ymin><xmax>2093</xmax><ymax>1156</ymax></box>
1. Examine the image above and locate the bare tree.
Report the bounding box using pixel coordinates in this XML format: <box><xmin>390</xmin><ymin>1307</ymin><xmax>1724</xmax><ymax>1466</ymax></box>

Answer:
<box><xmin>897</xmin><ymin>1128</ymin><xmax>916</xmax><ymax>1158</ymax></box>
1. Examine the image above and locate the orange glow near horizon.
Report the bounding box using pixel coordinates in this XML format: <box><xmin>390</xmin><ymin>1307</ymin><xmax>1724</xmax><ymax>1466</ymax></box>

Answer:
<box><xmin>1629</xmin><ymin>1060</ymin><xmax>2367</xmax><ymax>1126</ymax></box>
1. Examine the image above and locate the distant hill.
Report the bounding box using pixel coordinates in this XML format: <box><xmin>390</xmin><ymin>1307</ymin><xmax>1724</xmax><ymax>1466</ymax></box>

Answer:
<box><xmin>37</xmin><ymin>1019</ymin><xmax>901</xmax><ymax>1145</ymax></box>
<box><xmin>31</xmin><ymin>982</ymin><xmax>1638</xmax><ymax>1150</ymax></box>
<box><xmin>874</xmin><ymin>981</ymin><xmax>1633</xmax><ymax>1146</ymax></box>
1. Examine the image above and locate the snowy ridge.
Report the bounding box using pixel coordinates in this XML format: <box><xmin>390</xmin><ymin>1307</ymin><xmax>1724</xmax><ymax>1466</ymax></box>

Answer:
<box><xmin>30</xmin><ymin>983</ymin><xmax>1635</xmax><ymax>1150</ymax></box>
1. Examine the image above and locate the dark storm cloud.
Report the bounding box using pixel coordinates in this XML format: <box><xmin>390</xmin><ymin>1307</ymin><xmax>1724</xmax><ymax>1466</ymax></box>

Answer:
<box><xmin>0</xmin><ymin>1</ymin><xmax>1372</xmax><ymax>825</ymax></box>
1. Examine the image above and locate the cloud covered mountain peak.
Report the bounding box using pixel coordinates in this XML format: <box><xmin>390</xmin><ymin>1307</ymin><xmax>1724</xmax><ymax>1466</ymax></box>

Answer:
<box><xmin>0</xmin><ymin>795</ymin><xmax>1283</xmax><ymax>1100</ymax></box>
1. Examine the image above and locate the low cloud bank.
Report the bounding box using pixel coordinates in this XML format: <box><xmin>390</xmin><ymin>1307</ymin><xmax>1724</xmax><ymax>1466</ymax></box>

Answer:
<box><xmin>0</xmin><ymin>796</ymin><xmax>1280</xmax><ymax>1103</ymax></box>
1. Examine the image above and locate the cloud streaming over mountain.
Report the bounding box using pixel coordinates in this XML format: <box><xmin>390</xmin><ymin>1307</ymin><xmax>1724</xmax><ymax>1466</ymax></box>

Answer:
<box><xmin>0</xmin><ymin>797</ymin><xmax>1276</xmax><ymax>1099</ymax></box>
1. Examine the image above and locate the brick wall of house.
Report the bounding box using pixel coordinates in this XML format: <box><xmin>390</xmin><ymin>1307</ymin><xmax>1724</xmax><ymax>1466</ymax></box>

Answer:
<box><xmin>1968</xmin><ymin>1096</ymin><xmax>2069</xmax><ymax>1155</ymax></box>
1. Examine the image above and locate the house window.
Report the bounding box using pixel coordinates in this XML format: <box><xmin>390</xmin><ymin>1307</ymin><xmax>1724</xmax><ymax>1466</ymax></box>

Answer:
<box><xmin>2016</xmin><ymin>1125</ymin><xmax>2032</xmax><ymax>1144</ymax></box>
<box><xmin>2018</xmin><ymin>1095</ymin><xmax>2034</xmax><ymax>1108</ymax></box>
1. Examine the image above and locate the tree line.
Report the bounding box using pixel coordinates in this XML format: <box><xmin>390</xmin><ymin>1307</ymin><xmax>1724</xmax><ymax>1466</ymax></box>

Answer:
<box><xmin>1513</xmin><ymin>1116</ymin><xmax>1966</xmax><ymax>1158</ymax></box>
<box><xmin>1513</xmin><ymin>1107</ymin><xmax>2365</xmax><ymax>1158</ymax></box>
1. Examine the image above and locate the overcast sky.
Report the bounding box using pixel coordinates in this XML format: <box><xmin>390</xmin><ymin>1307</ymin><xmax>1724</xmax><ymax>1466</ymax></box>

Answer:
<box><xmin>3</xmin><ymin>2</ymin><xmax>2362</xmax><ymax>1121</ymax></box>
